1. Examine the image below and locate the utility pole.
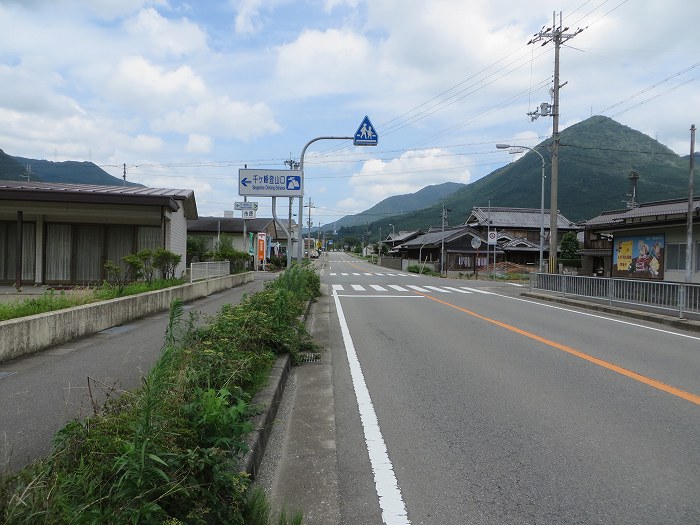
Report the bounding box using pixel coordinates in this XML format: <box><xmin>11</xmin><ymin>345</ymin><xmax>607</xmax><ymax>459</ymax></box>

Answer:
<box><xmin>305</xmin><ymin>198</ymin><xmax>314</xmax><ymax>256</ymax></box>
<box><xmin>685</xmin><ymin>124</ymin><xmax>696</xmax><ymax>284</ymax></box>
<box><xmin>528</xmin><ymin>11</ymin><xmax>582</xmax><ymax>273</ymax></box>
<box><xmin>441</xmin><ymin>203</ymin><xmax>450</xmax><ymax>275</ymax></box>
<box><xmin>123</xmin><ymin>163</ymin><xmax>126</xmax><ymax>186</ymax></box>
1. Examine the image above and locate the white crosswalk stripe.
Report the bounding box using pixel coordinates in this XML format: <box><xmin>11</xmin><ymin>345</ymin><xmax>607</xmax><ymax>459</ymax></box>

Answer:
<box><xmin>331</xmin><ymin>281</ymin><xmax>492</xmax><ymax>296</ymax></box>
<box><xmin>330</xmin><ymin>273</ymin><xmax>337</xmax><ymax>276</ymax></box>
<box><xmin>443</xmin><ymin>286</ymin><xmax>473</xmax><ymax>294</ymax></box>
<box><xmin>424</xmin><ymin>285</ymin><xmax>451</xmax><ymax>293</ymax></box>
<box><xmin>461</xmin><ymin>287</ymin><xmax>494</xmax><ymax>295</ymax></box>
<box><xmin>406</xmin><ymin>285</ymin><xmax>430</xmax><ymax>292</ymax></box>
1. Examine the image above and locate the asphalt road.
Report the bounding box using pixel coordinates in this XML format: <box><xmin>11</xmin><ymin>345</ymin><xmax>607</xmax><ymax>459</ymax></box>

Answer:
<box><xmin>323</xmin><ymin>253</ymin><xmax>700</xmax><ymax>524</ymax></box>
<box><xmin>0</xmin><ymin>273</ymin><xmax>277</xmax><ymax>473</ymax></box>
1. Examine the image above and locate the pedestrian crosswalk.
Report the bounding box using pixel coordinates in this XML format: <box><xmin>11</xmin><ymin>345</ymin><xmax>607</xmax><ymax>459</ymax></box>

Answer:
<box><xmin>329</xmin><ymin>272</ymin><xmax>416</xmax><ymax>277</ymax></box>
<box><xmin>331</xmin><ymin>284</ymin><xmax>494</xmax><ymax>295</ymax></box>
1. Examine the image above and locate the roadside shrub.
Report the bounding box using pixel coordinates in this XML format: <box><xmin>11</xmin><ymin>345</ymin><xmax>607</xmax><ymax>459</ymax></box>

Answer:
<box><xmin>187</xmin><ymin>236</ymin><xmax>209</xmax><ymax>265</ymax></box>
<box><xmin>153</xmin><ymin>248</ymin><xmax>182</xmax><ymax>280</ymax></box>
<box><xmin>0</xmin><ymin>267</ymin><xmax>320</xmax><ymax>523</ymax></box>
<box><xmin>212</xmin><ymin>235</ymin><xmax>251</xmax><ymax>274</ymax></box>
<box><xmin>407</xmin><ymin>264</ymin><xmax>440</xmax><ymax>276</ymax></box>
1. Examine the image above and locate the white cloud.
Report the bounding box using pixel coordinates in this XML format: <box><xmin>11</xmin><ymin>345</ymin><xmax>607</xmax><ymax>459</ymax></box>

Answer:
<box><xmin>125</xmin><ymin>7</ymin><xmax>208</xmax><ymax>56</ymax></box>
<box><xmin>339</xmin><ymin>148</ymin><xmax>472</xmax><ymax>211</ymax></box>
<box><xmin>323</xmin><ymin>0</ymin><xmax>360</xmax><ymax>11</ymax></box>
<box><xmin>152</xmin><ymin>96</ymin><xmax>280</xmax><ymax>140</ymax></box>
<box><xmin>274</xmin><ymin>29</ymin><xmax>372</xmax><ymax>98</ymax></box>
<box><xmin>186</xmin><ymin>134</ymin><xmax>213</xmax><ymax>153</ymax></box>
<box><xmin>129</xmin><ymin>134</ymin><xmax>164</xmax><ymax>154</ymax></box>
<box><xmin>109</xmin><ymin>56</ymin><xmax>207</xmax><ymax>113</ymax></box>
<box><xmin>232</xmin><ymin>0</ymin><xmax>266</xmax><ymax>35</ymax></box>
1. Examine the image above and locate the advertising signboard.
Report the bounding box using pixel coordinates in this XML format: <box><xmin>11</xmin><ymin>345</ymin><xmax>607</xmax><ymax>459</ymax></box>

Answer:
<box><xmin>257</xmin><ymin>233</ymin><xmax>266</xmax><ymax>263</ymax></box>
<box><xmin>612</xmin><ymin>234</ymin><xmax>665</xmax><ymax>280</ymax></box>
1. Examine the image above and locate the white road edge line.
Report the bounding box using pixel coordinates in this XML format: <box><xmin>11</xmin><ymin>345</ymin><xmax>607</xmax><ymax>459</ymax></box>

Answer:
<box><xmin>332</xmin><ymin>289</ymin><xmax>411</xmax><ymax>525</ymax></box>
<box><xmin>490</xmin><ymin>292</ymin><xmax>700</xmax><ymax>341</ymax></box>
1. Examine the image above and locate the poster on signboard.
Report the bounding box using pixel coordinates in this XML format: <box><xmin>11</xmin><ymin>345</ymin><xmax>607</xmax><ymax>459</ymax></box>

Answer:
<box><xmin>612</xmin><ymin>234</ymin><xmax>664</xmax><ymax>280</ymax></box>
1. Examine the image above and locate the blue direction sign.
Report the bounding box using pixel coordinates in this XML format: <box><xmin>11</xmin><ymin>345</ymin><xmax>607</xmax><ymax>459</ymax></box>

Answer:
<box><xmin>353</xmin><ymin>115</ymin><xmax>378</xmax><ymax>146</ymax></box>
<box><xmin>238</xmin><ymin>169</ymin><xmax>303</xmax><ymax>197</ymax></box>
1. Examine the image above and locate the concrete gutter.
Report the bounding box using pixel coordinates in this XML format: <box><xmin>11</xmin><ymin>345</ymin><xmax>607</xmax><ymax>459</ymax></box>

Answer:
<box><xmin>0</xmin><ymin>272</ymin><xmax>254</xmax><ymax>363</ymax></box>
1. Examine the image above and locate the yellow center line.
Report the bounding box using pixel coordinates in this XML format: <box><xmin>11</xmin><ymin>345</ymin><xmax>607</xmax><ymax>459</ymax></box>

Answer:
<box><xmin>419</xmin><ymin>293</ymin><xmax>700</xmax><ymax>406</ymax></box>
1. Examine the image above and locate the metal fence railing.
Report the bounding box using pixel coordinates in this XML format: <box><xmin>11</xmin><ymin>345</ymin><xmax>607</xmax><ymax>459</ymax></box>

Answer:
<box><xmin>529</xmin><ymin>273</ymin><xmax>700</xmax><ymax>319</ymax></box>
<box><xmin>190</xmin><ymin>261</ymin><xmax>230</xmax><ymax>282</ymax></box>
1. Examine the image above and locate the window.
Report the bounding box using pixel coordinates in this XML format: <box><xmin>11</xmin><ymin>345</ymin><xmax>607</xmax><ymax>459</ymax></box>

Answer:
<box><xmin>45</xmin><ymin>224</ymin><xmax>72</xmax><ymax>282</ymax></box>
<box><xmin>137</xmin><ymin>226</ymin><xmax>161</xmax><ymax>251</ymax></box>
<box><xmin>1</xmin><ymin>222</ymin><xmax>36</xmax><ymax>282</ymax></box>
<box><xmin>107</xmin><ymin>225</ymin><xmax>135</xmax><ymax>275</ymax></box>
<box><xmin>75</xmin><ymin>225</ymin><xmax>104</xmax><ymax>284</ymax></box>
<box><xmin>666</xmin><ymin>243</ymin><xmax>686</xmax><ymax>271</ymax></box>
<box><xmin>696</xmin><ymin>241</ymin><xmax>700</xmax><ymax>273</ymax></box>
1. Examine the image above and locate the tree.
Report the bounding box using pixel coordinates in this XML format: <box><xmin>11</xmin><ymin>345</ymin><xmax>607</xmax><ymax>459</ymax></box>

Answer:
<box><xmin>560</xmin><ymin>232</ymin><xmax>581</xmax><ymax>260</ymax></box>
<box><xmin>187</xmin><ymin>236</ymin><xmax>208</xmax><ymax>265</ymax></box>
<box><xmin>152</xmin><ymin>248</ymin><xmax>182</xmax><ymax>279</ymax></box>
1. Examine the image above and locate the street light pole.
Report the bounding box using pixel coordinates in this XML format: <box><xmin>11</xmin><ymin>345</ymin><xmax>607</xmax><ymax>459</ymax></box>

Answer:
<box><xmin>497</xmin><ymin>143</ymin><xmax>546</xmax><ymax>272</ymax></box>
<box><xmin>298</xmin><ymin>136</ymin><xmax>353</xmax><ymax>264</ymax></box>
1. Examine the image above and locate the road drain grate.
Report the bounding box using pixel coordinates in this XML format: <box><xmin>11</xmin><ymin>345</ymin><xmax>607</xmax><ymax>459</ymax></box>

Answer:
<box><xmin>297</xmin><ymin>352</ymin><xmax>322</xmax><ymax>363</ymax></box>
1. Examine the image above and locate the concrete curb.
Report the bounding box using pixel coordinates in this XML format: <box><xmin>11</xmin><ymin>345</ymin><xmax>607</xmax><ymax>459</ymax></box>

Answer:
<box><xmin>521</xmin><ymin>291</ymin><xmax>700</xmax><ymax>332</ymax></box>
<box><xmin>239</xmin><ymin>293</ymin><xmax>316</xmax><ymax>479</ymax></box>
<box><xmin>239</xmin><ymin>354</ymin><xmax>291</xmax><ymax>479</ymax></box>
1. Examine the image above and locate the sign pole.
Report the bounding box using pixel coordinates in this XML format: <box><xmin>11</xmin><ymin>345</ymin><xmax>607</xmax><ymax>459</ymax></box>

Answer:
<box><xmin>297</xmin><ymin>136</ymin><xmax>353</xmax><ymax>264</ymax></box>
<box><xmin>295</xmin><ymin>117</ymin><xmax>378</xmax><ymax>265</ymax></box>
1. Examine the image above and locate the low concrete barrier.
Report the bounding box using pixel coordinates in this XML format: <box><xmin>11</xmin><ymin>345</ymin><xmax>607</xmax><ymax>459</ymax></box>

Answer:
<box><xmin>0</xmin><ymin>272</ymin><xmax>254</xmax><ymax>363</ymax></box>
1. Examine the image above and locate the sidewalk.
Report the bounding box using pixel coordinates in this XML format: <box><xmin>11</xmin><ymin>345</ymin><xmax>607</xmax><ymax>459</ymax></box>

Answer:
<box><xmin>253</xmin><ymin>266</ymin><xmax>341</xmax><ymax>523</ymax></box>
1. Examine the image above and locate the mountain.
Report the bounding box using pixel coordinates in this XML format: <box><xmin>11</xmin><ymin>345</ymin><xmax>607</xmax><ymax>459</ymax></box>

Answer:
<box><xmin>332</xmin><ymin>182</ymin><xmax>466</xmax><ymax>229</ymax></box>
<box><xmin>336</xmin><ymin>116</ymin><xmax>692</xmax><ymax>236</ymax></box>
<box><xmin>0</xmin><ymin>149</ymin><xmax>27</xmax><ymax>181</ymax></box>
<box><xmin>12</xmin><ymin>156</ymin><xmax>142</xmax><ymax>187</ymax></box>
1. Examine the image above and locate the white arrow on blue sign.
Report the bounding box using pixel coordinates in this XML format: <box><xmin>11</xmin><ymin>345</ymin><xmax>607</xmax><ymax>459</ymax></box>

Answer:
<box><xmin>353</xmin><ymin>116</ymin><xmax>378</xmax><ymax>146</ymax></box>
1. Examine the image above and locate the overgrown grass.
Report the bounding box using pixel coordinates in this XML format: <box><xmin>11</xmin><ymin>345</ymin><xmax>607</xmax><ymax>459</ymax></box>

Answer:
<box><xmin>92</xmin><ymin>277</ymin><xmax>187</xmax><ymax>301</ymax></box>
<box><xmin>0</xmin><ymin>290</ymin><xmax>94</xmax><ymax>322</ymax></box>
<box><xmin>0</xmin><ymin>278</ymin><xmax>187</xmax><ymax>322</ymax></box>
<box><xmin>0</xmin><ymin>265</ymin><xmax>320</xmax><ymax>524</ymax></box>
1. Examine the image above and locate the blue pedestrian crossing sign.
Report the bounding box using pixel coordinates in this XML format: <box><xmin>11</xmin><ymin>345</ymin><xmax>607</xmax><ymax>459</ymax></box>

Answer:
<box><xmin>354</xmin><ymin>115</ymin><xmax>378</xmax><ymax>146</ymax></box>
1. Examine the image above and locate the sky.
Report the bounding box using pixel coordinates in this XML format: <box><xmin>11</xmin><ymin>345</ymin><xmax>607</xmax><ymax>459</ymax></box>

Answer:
<box><xmin>0</xmin><ymin>0</ymin><xmax>698</xmax><ymax>229</ymax></box>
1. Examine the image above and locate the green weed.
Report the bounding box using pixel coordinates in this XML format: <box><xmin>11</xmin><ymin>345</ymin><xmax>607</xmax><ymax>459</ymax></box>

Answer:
<box><xmin>0</xmin><ymin>266</ymin><xmax>320</xmax><ymax>523</ymax></box>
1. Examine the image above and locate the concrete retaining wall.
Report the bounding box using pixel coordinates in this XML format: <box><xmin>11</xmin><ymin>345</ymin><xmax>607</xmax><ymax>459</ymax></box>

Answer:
<box><xmin>378</xmin><ymin>257</ymin><xmax>402</xmax><ymax>270</ymax></box>
<box><xmin>0</xmin><ymin>272</ymin><xmax>254</xmax><ymax>363</ymax></box>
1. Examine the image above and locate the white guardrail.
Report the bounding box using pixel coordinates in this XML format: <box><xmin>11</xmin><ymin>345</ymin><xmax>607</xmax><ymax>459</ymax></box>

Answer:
<box><xmin>529</xmin><ymin>273</ymin><xmax>700</xmax><ymax>318</ymax></box>
<box><xmin>190</xmin><ymin>261</ymin><xmax>230</xmax><ymax>282</ymax></box>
